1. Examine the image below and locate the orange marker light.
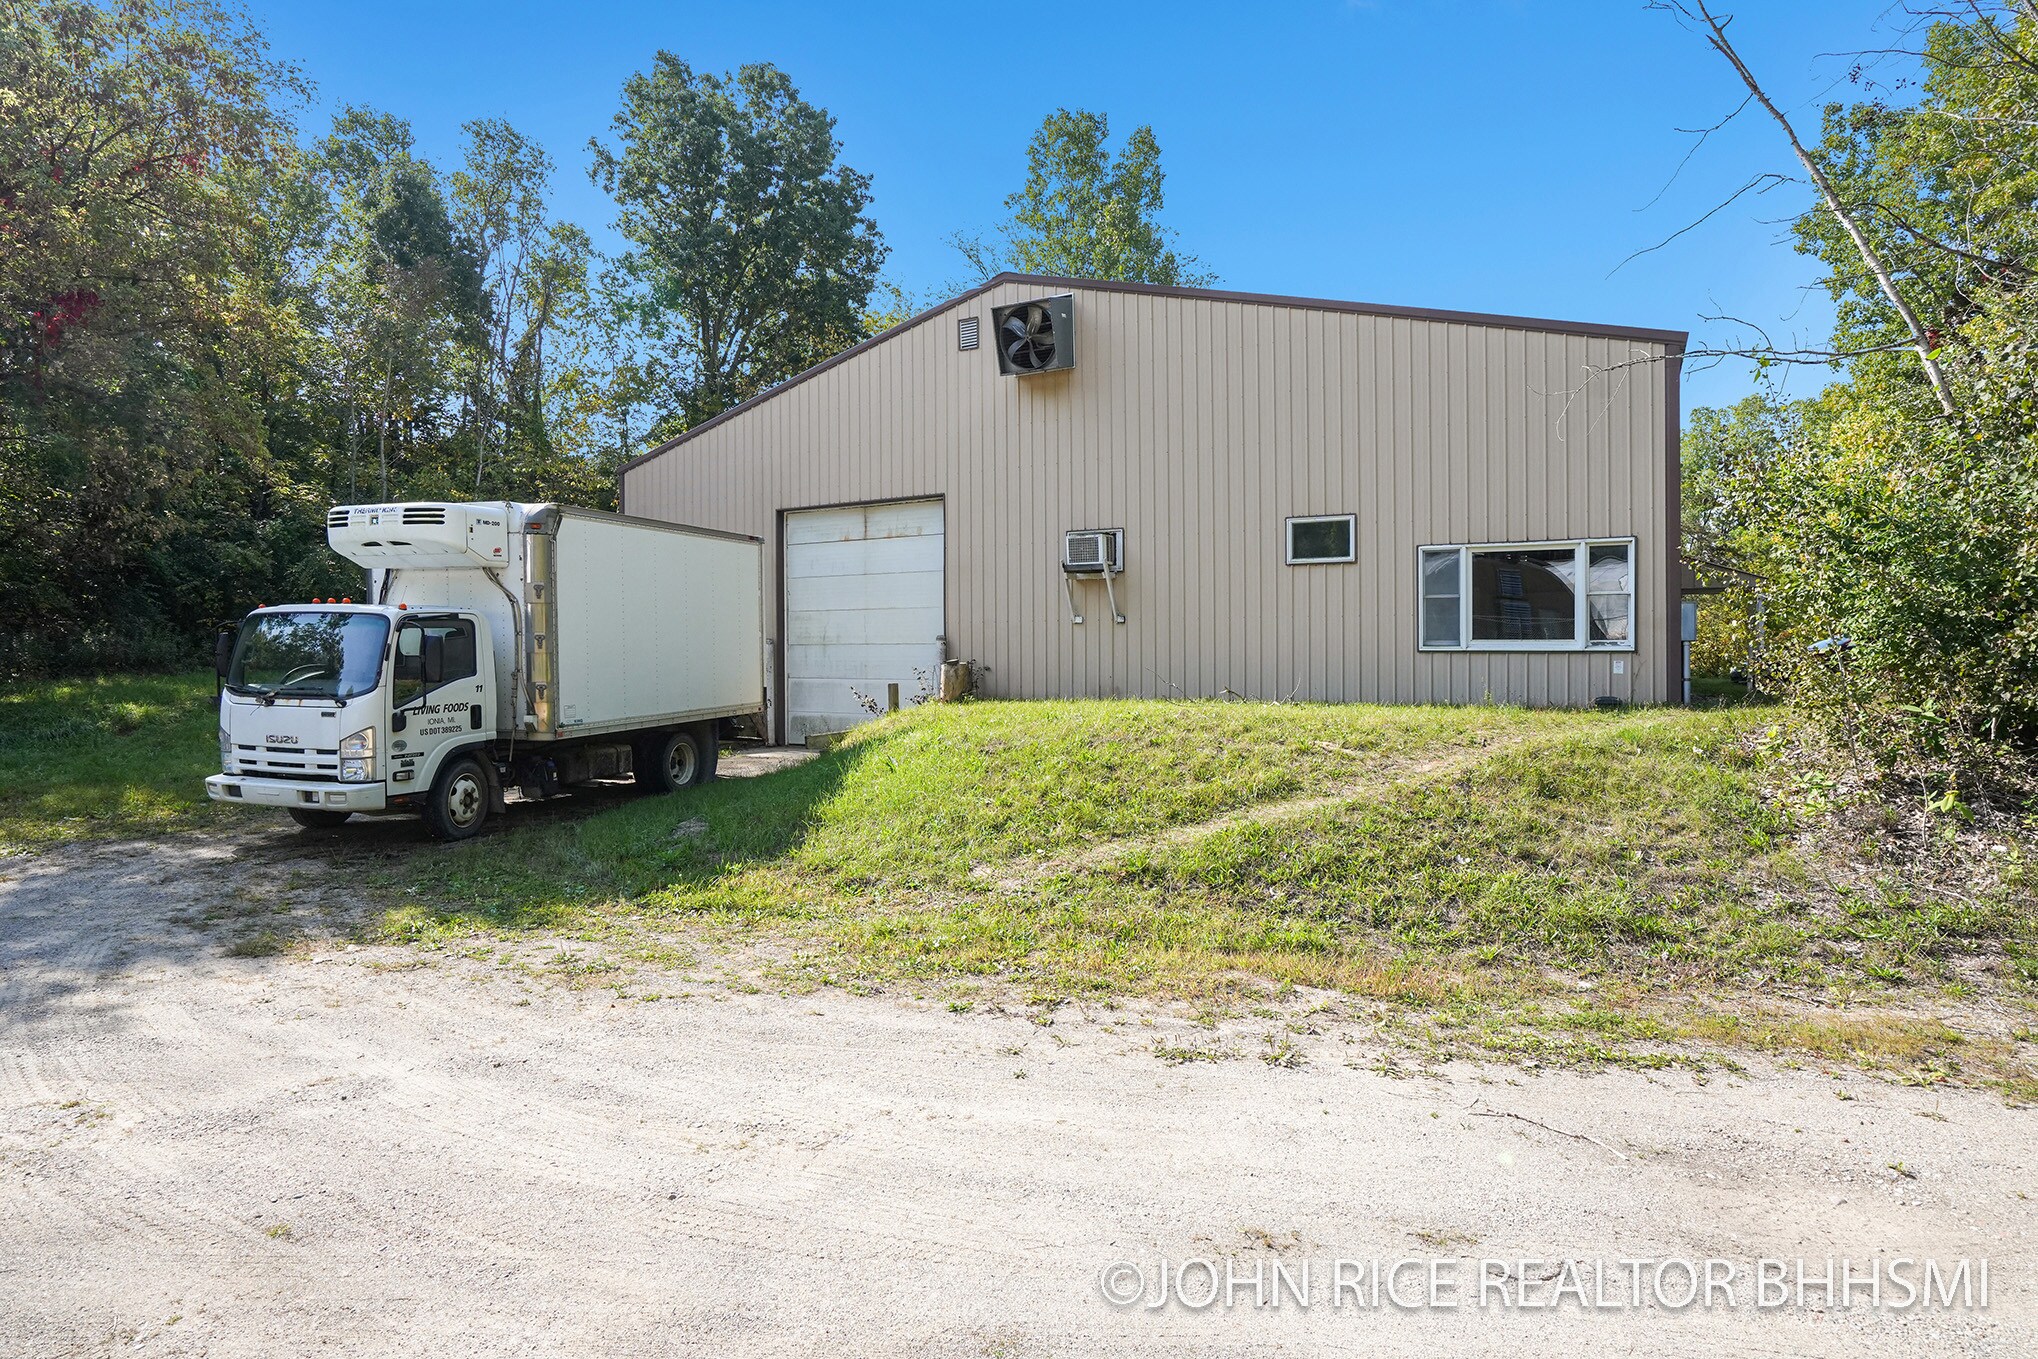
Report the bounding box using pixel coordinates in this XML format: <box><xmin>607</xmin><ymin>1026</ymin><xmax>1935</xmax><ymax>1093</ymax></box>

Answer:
<box><xmin>341</xmin><ymin>597</ymin><xmax>352</xmax><ymax>604</ymax></box>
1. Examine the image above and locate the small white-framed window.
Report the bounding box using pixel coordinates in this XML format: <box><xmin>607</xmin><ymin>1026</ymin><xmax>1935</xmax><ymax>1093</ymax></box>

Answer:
<box><xmin>1286</xmin><ymin>514</ymin><xmax>1356</xmax><ymax>565</ymax></box>
<box><xmin>1417</xmin><ymin>538</ymin><xmax>1634</xmax><ymax>651</ymax></box>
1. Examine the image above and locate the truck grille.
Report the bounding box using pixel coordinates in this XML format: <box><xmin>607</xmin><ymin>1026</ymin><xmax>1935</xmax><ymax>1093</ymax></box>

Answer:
<box><xmin>234</xmin><ymin>746</ymin><xmax>341</xmax><ymax>780</ymax></box>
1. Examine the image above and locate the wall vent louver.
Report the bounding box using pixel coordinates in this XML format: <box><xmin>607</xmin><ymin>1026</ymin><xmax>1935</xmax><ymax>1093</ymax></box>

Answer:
<box><xmin>957</xmin><ymin>316</ymin><xmax>979</xmax><ymax>351</ymax></box>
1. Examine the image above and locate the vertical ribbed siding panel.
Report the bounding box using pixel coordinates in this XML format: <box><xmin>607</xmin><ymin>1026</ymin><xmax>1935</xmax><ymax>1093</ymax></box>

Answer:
<box><xmin>1178</xmin><ymin>300</ymin><xmax>1197</xmax><ymax>696</ymax></box>
<box><xmin>1324</xmin><ymin>312</ymin><xmax>1349</xmax><ymax>701</ymax></box>
<box><xmin>1211</xmin><ymin>302</ymin><xmax>1233</xmax><ymax>699</ymax></box>
<box><xmin>1247</xmin><ymin>305</ymin><xmax>1269</xmax><ymax>699</ymax></box>
<box><xmin>1300</xmin><ymin>308</ymin><xmax>1324</xmax><ymax>699</ymax></box>
<box><xmin>619</xmin><ymin>287</ymin><xmax>1674</xmax><ymax>717</ymax></box>
<box><xmin>1265</xmin><ymin>309</ymin><xmax>1291</xmax><ymax>698</ymax></box>
<box><xmin>1637</xmin><ymin>336</ymin><xmax>1664</xmax><ymax>702</ymax></box>
<box><xmin>1228</xmin><ymin>304</ymin><xmax>1249</xmax><ymax>699</ymax></box>
<box><xmin>1360</xmin><ymin>316</ymin><xmax>1385</xmax><ymax>702</ymax></box>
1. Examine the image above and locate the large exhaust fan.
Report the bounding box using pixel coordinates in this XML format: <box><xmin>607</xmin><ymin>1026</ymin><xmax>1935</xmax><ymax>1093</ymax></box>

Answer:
<box><xmin>992</xmin><ymin>295</ymin><xmax>1076</xmax><ymax>376</ymax></box>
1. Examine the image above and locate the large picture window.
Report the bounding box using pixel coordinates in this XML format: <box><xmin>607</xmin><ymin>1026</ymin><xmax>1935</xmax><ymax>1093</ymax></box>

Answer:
<box><xmin>1418</xmin><ymin>539</ymin><xmax>1634</xmax><ymax>651</ymax></box>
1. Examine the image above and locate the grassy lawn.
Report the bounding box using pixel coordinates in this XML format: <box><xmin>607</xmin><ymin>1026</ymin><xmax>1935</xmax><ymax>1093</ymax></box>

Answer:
<box><xmin>0</xmin><ymin>672</ymin><xmax>241</xmax><ymax>847</ymax></box>
<box><xmin>9</xmin><ymin>670</ymin><xmax>2028</xmax><ymax>1088</ymax></box>
<box><xmin>381</xmin><ymin>700</ymin><xmax>2036</xmax><ymax>1090</ymax></box>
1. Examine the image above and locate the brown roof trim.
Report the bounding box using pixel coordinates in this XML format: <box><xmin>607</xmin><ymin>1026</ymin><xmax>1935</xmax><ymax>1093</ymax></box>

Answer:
<box><xmin>1000</xmin><ymin>273</ymin><xmax>1689</xmax><ymax>346</ymax></box>
<box><xmin>617</xmin><ymin>271</ymin><xmax>1689</xmax><ymax>481</ymax></box>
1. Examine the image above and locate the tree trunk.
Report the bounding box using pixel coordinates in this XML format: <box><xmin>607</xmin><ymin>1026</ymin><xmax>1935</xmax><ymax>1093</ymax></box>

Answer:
<box><xmin>377</xmin><ymin>372</ymin><xmax>392</xmax><ymax>501</ymax></box>
<box><xmin>344</xmin><ymin>399</ymin><xmax>356</xmax><ymax>503</ymax></box>
<box><xmin>1687</xmin><ymin>1</ymin><xmax>1958</xmax><ymax>416</ymax></box>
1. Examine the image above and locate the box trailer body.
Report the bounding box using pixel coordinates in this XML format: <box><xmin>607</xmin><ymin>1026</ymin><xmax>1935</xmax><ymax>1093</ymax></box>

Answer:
<box><xmin>206</xmin><ymin>501</ymin><xmax>765</xmax><ymax>839</ymax></box>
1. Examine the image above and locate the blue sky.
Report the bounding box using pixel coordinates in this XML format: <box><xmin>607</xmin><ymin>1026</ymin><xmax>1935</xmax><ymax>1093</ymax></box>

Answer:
<box><xmin>250</xmin><ymin>1</ymin><xmax>1920</xmax><ymax>413</ymax></box>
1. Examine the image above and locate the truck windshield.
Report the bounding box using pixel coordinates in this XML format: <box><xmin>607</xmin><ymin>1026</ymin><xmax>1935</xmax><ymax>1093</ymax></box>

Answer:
<box><xmin>227</xmin><ymin>612</ymin><xmax>389</xmax><ymax>701</ymax></box>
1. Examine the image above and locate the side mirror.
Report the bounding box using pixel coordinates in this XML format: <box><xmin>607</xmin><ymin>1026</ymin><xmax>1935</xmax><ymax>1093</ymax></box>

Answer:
<box><xmin>213</xmin><ymin>627</ymin><xmax>236</xmax><ymax>679</ymax></box>
<box><xmin>421</xmin><ymin>631</ymin><xmax>445</xmax><ymax>686</ymax></box>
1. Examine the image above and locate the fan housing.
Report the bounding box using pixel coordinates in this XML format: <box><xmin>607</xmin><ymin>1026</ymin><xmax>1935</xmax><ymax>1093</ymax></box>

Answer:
<box><xmin>991</xmin><ymin>295</ymin><xmax>1076</xmax><ymax>376</ymax></box>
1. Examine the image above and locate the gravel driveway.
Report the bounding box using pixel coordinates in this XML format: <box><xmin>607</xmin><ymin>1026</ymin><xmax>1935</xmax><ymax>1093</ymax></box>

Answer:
<box><xmin>1</xmin><ymin>812</ymin><xmax>2031</xmax><ymax>1356</ymax></box>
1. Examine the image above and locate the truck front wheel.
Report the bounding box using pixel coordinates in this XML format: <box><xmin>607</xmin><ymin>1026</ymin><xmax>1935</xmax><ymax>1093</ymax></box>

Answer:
<box><xmin>424</xmin><ymin>756</ymin><xmax>491</xmax><ymax>841</ymax></box>
<box><xmin>636</xmin><ymin>725</ymin><xmax>715</xmax><ymax>794</ymax></box>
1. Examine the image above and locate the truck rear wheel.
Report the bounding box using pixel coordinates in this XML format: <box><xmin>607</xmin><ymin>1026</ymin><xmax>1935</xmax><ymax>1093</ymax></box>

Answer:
<box><xmin>636</xmin><ymin>725</ymin><xmax>715</xmax><ymax>794</ymax></box>
<box><xmin>424</xmin><ymin>755</ymin><xmax>491</xmax><ymax>841</ymax></box>
<box><xmin>288</xmin><ymin>808</ymin><xmax>353</xmax><ymax>830</ymax></box>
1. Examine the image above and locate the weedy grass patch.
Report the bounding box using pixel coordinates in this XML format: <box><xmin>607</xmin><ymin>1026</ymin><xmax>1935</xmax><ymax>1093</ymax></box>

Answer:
<box><xmin>378</xmin><ymin>700</ymin><xmax>2036</xmax><ymax>1085</ymax></box>
<box><xmin>0</xmin><ymin>672</ymin><xmax>241</xmax><ymax>846</ymax></box>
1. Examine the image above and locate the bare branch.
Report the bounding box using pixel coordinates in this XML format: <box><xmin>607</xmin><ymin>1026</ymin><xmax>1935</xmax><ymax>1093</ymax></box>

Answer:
<box><xmin>1639</xmin><ymin>94</ymin><xmax>1754</xmax><ymax>210</ymax></box>
<box><xmin>1665</xmin><ymin>0</ymin><xmax>1961</xmax><ymax>415</ymax></box>
<box><xmin>1611</xmin><ymin>173</ymin><xmax>1792</xmax><ymax>276</ymax></box>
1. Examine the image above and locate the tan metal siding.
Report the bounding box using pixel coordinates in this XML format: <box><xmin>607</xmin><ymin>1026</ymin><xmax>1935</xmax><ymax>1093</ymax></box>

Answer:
<box><xmin>622</xmin><ymin>281</ymin><xmax>1678</xmax><ymax>723</ymax></box>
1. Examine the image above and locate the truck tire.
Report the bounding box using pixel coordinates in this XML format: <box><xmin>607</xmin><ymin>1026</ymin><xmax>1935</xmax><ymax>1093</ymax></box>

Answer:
<box><xmin>423</xmin><ymin>755</ymin><xmax>491</xmax><ymax>841</ymax></box>
<box><xmin>636</xmin><ymin>727</ymin><xmax>709</xmax><ymax>794</ymax></box>
<box><xmin>288</xmin><ymin>808</ymin><xmax>353</xmax><ymax>830</ymax></box>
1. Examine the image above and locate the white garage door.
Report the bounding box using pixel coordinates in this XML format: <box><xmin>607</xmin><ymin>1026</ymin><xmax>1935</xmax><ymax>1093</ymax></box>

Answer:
<box><xmin>783</xmin><ymin>500</ymin><xmax>944</xmax><ymax>743</ymax></box>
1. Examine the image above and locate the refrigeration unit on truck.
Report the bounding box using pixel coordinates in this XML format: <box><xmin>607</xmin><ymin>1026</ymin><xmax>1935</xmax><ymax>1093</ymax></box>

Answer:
<box><xmin>206</xmin><ymin>502</ymin><xmax>765</xmax><ymax>840</ymax></box>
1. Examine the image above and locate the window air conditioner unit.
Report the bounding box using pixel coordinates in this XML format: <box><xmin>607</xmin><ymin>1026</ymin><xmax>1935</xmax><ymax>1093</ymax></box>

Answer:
<box><xmin>1061</xmin><ymin>528</ymin><xmax>1124</xmax><ymax>625</ymax></box>
<box><xmin>1062</xmin><ymin>528</ymin><xmax>1122</xmax><ymax>574</ymax></box>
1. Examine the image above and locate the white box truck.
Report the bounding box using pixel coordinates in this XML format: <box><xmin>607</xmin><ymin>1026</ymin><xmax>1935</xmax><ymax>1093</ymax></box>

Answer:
<box><xmin>206</xmin><ymin>501</ymin><xmax>764</xmax><ymax>840</ymax></box>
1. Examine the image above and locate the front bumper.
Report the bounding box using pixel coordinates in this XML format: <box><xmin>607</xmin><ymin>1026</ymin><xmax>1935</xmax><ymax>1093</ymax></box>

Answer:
<box><xmin>207</xmin><ymin>774</ymin><xmax>388</xmax><ymax>813</ymax></box>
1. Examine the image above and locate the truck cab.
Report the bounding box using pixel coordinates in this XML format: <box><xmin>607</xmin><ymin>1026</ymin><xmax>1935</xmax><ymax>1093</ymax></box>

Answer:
<box><xmin>208</xmin><ymin>603</ymin><xmax>500</xmax><ymax>837</ymax></box>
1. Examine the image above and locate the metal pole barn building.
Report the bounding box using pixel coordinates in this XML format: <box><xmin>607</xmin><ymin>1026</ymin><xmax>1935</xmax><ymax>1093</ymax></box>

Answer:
<box><xmin>618</xmin><ymin>273</ymin><xmax>1686</xmax><ymax>745</ymax></box>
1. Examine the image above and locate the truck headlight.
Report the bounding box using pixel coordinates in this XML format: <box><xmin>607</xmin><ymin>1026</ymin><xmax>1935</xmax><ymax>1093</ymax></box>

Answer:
<box><xmin>219</xmin><ymin>728</ymin><xmax>233</xmax><ymax>774</ymax></box>
<box><xmin>339</xmin><ymin>728</ymin><xmax>375</xmax><ymax>781</ymax></box>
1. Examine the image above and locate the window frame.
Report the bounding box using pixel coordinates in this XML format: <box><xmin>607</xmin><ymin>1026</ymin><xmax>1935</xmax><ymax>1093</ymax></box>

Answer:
<box><xmin>391</xmin><ymin>614</ymin><xmax>480</xmax><ymax>709</ymax></box>
<box><xmin>1284</xmin><ymin>513</ymin><xmax>1358</xmax><ymax>566</ymax></box>
<box><xmin>1416</xmin><ymin>537</ymin><xmax>1636</xmax><ymax>653</ymax></box>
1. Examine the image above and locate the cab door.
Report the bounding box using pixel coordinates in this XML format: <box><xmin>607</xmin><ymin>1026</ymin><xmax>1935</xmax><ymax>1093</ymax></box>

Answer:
<box><xmin>388</xmin><ymin>613</ymin><xmax>492</xmax><ymax>791</ymax></box>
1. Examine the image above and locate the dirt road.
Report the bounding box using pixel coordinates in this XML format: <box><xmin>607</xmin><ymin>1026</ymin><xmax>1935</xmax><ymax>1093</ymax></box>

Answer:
<box><xmin>1</xmin><ymin>814</ymin><xmax>2031</xmax><ymax>1356</ymax></box>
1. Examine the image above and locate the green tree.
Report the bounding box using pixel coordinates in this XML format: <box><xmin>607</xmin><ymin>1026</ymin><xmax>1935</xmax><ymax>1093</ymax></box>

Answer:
<box><xmin>0</xmin><ymin>0</ymin><xmax>310</xmax><ymax>670</ymax></box>
<box><xmin>546</xmin><ymin>262</ymin><xmax>656</xmax><ymax>490</ymax></box>
<box><xmin>1674</xmin><ymin>4</ymin><xmax>2038</xmax><ymax>798</ymax></box>
<box><xmin>953</xmin><ymin>109</ymin><xmax>1213</xmax><ymax>287</ymax></box>
<box><xmin>1792</xmin><ymin>8</ymin><xmax>2037</xmax><ymax>358</ymax></box>
<box><xmin>312</xmin><ymin>107</ymin><xmax>482</xmax><ymax>500</ymax></box>
<box><xmin>453</xmin><ymin>118</ymin><xmax>555</xmax><ymax>488</ymax></box>
<box><xmin>588</xmin><ymin>57</ymin><xmax>887</xmax><ymax>433</ymax></box>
